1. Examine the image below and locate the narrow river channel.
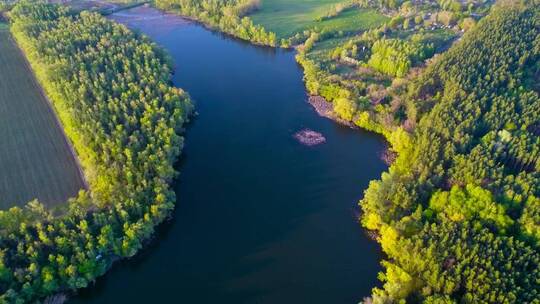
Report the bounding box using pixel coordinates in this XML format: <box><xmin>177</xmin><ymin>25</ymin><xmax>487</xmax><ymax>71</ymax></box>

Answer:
<box><xmin>71</xmin><ymin>6</ymin><xmax>387</xmax><ymax>304</ymax></box>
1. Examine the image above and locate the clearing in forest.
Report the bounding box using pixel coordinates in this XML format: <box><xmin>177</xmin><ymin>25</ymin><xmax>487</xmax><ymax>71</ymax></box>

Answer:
<box><xmin>0</xmin><ymin>27</ymin><xmax>85</xmax><ymax>209</ymax></box>
<box><xmin>249</xmin><ymin>0</ymin><xmax>388</xmax><ymax>38</ymax></box>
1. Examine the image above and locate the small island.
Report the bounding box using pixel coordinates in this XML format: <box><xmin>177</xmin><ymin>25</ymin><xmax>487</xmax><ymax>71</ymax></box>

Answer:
<box><xmin>294</xmin><ymin>129</ymin><xmax>326</xmax><ymax>146</ymax></box>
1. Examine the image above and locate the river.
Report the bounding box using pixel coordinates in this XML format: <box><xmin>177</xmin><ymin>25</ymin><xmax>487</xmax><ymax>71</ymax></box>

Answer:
<box><xmin>71</xmin><ymin>6</ymin><xmax>386</xmax><ymax>304</ymax></box>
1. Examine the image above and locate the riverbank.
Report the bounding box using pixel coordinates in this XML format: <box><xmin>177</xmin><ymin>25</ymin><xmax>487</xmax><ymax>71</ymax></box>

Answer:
<box><xmin>71</xmin><ymin>6</ymin><xmax>387</xmax><ymax>303</ymax></box>
<box><xmin>146</xmin><ymin>3</ymin><xmax>396</xmax><ymax>154</ymax></box>
<box><xmin>154</xmin><ymin>1</ymin><xmax>279</xmax><ymax>47</ymax></box>
<box><xmin>151</xmin><ymin>2</ymin><xmax>399</xmax><ymax>143</ymax></box>
<box><xmin>308</xmin><ymin>95</ymin><xmax>356</xmax><ymax>129</ymax></box>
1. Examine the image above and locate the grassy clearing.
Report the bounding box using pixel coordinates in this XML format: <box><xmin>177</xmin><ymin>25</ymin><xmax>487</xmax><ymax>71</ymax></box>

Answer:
<box><xmin>309</xmin><ymin>35</ymin><xmax>351</xmax><ymax>57</ymax></box>
<box><xmin>0</xmin><ymin>29</ymin><xmax>85</xmax><ymax>209</ymax></box>
<box><xmin>250</xmin><ymin>0</ymin><xmax>388</xmax><ymax>38</ymax></box>
<box><xmin>310</xmin><ymin>8</ymin><xmax>389</xmax><ymax>35</ymax></box>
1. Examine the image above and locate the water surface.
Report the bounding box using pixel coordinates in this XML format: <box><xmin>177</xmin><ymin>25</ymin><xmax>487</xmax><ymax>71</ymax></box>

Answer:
<box><xmin>72</xmin><ymin>7</ymin><xmax>386</xmax><ymax>303</ymax></box>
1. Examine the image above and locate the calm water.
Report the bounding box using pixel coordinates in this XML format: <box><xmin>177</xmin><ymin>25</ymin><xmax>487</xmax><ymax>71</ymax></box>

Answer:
<box><xmin>72</xmin><ymin>7</ymin><xmax>386</xmax><ymax>304</ymax></box>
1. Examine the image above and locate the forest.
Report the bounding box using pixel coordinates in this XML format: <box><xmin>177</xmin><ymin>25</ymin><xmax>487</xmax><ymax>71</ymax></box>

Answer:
<box><xmin>359</xmin><ymin>1</ymin><xmax>540</xmax><ymax>302</ymax></box>
<box><xmin>0</xmin><ymin>2</ymin><xmax>192</xmax><ymax>302</ymax></box>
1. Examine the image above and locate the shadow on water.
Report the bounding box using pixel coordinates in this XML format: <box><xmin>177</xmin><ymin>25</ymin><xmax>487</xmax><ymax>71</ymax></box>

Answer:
<box><xmin>71</xmin><ymin>6</ymin><xmax>387</xmax><ymax>304</ymax></box>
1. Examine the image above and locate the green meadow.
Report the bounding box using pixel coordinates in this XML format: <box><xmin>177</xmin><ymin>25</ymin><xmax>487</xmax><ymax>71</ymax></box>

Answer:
<box><xmin>250</xmin><ymin>0</ymin><xmax>388</xmax><ymax>38</ymax></box>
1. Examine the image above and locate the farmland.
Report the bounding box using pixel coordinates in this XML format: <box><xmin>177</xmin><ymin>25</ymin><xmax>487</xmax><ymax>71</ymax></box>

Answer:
<box><xmin>0</xmin><ymin>27</ymin><xmax>85</xmax><ymax>209</ymax></box>
<box><xmin>249</xmin><ymin>0</ymin><xmax>388</xmax><ymax>38</ymax></box>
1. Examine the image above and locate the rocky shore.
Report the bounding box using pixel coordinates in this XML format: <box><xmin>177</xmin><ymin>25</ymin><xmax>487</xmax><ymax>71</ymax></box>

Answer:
<box><xmin>307</xmin><ymin>95</ymin><xmax>356</xmax><ymax>128</ymax></box>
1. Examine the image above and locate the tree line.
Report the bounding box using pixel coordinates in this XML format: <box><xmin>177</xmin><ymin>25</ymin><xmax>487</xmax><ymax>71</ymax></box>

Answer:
<box><xmin>154</xmin><ymin>0</ymin><xmax>279</xmax><ymax>47</ymax></box>
<box><xmin>0</xmin><ymin>1</ymin><xmax>192</xmax><ymax>302</ymax></box>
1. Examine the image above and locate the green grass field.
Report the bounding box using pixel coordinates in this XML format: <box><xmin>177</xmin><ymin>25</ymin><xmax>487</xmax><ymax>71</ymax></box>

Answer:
<box><xmin>249</xmin><ymin>0</ymin><xmax>388</xmax><ymax>38</ymax></box>
<box><xmin>309</xmin><ymin>35</ymin><xmax>351</xmax><ymax>56</ymax></box>
<box><xmin>0</xmin><ymin>28</ymin><xmax>85</xmax><ymax>209</ymax></box>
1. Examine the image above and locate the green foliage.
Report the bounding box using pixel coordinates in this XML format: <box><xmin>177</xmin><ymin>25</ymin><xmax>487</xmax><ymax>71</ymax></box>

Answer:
<box><xmin>288</xmin><ymin>3</ymin><xmax>456</xmax><ymax>140</ymax></box>
<box><xmin>370</xmin><ymin>222</ymin><xmax>540</xmax><ymax>303</ymax></box>
<box><xmin>428</xmin><ymin>185</ymin><xmax>514</xmax><ymax>231</ymax></box>
<box><xmin>155</xmin><ymin>0</ymin><xmax>278</xmax><ymax>46</ymax></box>
<box><xmin>0</xmin><ymin>1</ymin><xmax>192</xmax><ymax>302</ymax></box>
<box><xmin>0</xmin><ymin>0</ymin><xmax>15</xmax><ymax>12</ymax></box>
<box><xmin>333</xmin><ymin>96</ymin><xmax>357</xmax><ymax>120</ymax></box>
<box><xmin>368</xmin><ymin>38</ymin><xmax>434</xmax><ymax>77</ymax></box>
<box><xmin>361</xmin><ymin>2</ymin><xmax>540</xmax><ymax>302</ymax></box>
<box><xmin>520</xmin><ymin>196</ymin><xmax>540</xmax><ymax>244</ymax></box>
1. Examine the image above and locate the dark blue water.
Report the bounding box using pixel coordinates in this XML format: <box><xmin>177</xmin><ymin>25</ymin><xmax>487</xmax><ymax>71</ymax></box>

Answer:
<box><xmin>72</xmin><ymin>7</ymin><xmax>386</xmax><ymax>304</ymax></box>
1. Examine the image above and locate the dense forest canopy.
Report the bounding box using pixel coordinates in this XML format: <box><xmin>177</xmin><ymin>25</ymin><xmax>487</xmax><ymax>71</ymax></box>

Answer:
<box><xmin>0</xmin><ymin>2</ymin><xmax>192</xmax><ymax>302</ymax></box>
<box><xmin>360</xmin><ymin>1</ymin><xmax>540</xmax><ymax>302</ymax></box>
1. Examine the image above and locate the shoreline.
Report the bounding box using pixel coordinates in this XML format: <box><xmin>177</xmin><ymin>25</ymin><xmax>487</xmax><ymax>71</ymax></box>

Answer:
<box><xmin>154</xmin><ymin>4</ymin><xmax>392</xmax><ymax>259</ymax></box>
<box><xmin>132</xmin><ymin>5</ymin><xmax>378</xmax><ymax>136</ymax></box>
<box><xmin>307</xmin><ymin>95</ymin><xmax>357</xmax><ymax>129</ymax></box>
<box><xmin>49</xmin><ymin>5</ymin><xmax>390</xmax><ymax>303</ymax></box>
<box><xmin>154</xmin><ymin>6</ymin><xmax>282</xmax><ymax>48</ymax></box>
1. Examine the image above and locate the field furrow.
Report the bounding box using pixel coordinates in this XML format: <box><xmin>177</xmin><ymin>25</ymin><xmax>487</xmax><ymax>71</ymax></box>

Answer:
<box><xmin>0</xmin><ymin>27</ymin><xmax>85</xmax><ymax>209</ymax></box>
